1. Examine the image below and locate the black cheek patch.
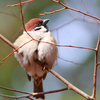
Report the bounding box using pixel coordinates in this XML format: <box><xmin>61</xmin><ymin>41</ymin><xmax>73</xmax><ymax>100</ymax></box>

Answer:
<box><xmin>34</xmin><ymin>27</ymin><xmax>41</xmax><ymax>31</ymax></box>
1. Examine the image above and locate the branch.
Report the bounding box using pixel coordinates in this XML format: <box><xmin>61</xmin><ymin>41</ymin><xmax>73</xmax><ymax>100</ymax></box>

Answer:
<box><xmin>0</xmin><ymin>94</ymin><xmax>31</xmax><ymax>99</ymax></box>
<box><xmin>55</xmin><ymin>0</ymin><xmax>100</xmax><ymax>21</ymax></box>
<box><xmin>40</xmin><ymin>7</ymin><xmax>66</xmax><ymax>15</ymax></box>
<box><xmin>0</xmin><ymin>37</ymin><xmax>33</xmax><ymax>65</ymax></box>
<box><xmin>0</xmin><ymin>86</ymin><xmax>30</xmax><ymax>94</ymax></box>
<box><xmin>0</xmin><ymin>64</ymin><xmax>94</xmax><ymax>99</ymax></box>
<box><xmin>41</xmin><ymin>0</ymin><xmax>100</xmax><ymax>21</ymax></box>
<box><xmin>35</xmin><ymin>60</ymin><xmax>95</xmax><ymax>100</ymax></box>
<box><xmin>92</xmin><ymin>26</ymin><xmax>100</xmax><ymax>98</ymax></box>
<box><xmin>0</xmin><ymin>33</ymin><xmax>96</xmax><ymax>65</ymax></box>
<box><xmin>0</xmin><ymin>34</ymin><xmax>16</xmax><ymax>49</ymax></box>
<box><xmin>0</xmin><ymin>33</ymin><xmax>96</xmax><ymax>100</ymax></box>
<box><xmin>47</xmin><ymin>68</ymin><xmax>94</xmax><ymax>100</ymax></box>
<box><xmin>0</xmin><ymin>85</ymin><xmax>68</xmax><ymax>99</ymax></box>
<box><xmin>6</xmin><ymin>0</ymin><xmax>34</xmax><ymax>8</ymax></box>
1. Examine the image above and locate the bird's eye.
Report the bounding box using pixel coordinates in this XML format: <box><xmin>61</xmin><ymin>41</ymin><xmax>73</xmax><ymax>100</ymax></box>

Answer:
<box><xmin>36</xmin><ymin>22</ymin><xmax>42</xmax><ymax>26</ymax></box>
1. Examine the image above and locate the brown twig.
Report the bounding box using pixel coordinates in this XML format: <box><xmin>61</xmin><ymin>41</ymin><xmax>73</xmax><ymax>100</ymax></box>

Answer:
<box><xmin>0</xmin><ymin>86</ymin><xmax>30</xmax><ymax>94</ymax></box>
<box><xmin>55</xmin><ymin>0</ymin><xmax>100</xmax><ymax>21</ymax></box>
<box><xmin>0</xmin><ymin>85</ymin><xmax>68</xmax><ymax>98</ymax></box>
<box><xmin>30</xmin><ymin>87</ymin><xmax>68</xmax><ymax>96</ymax></box>
<box><xmin>6</xmin><ymin>0</ymin><xmax>34</xmax><ymax>8</ymax></box>
<box><xmin>0</xmin><ymin>33</ymin><xmax>96</xmax><ymax>99</ymax></box>
<box><xmin>0</xmin><ymin>33</ymin><xmax>96</xmax><ymax>65</ymax></box>
<box><xmin>97</xmin><ymin>62</ymin><xmax>100</xmax><ymax>66</ymax></box>
<box><xmin>92</xmin><ymin>26</ymin><xmax>100</xmax><ymax>98</ymax></box>
<box><xmin>0</xmin><ymin>0</ymin><xmax>96</xmax><ymax>65</ymax></box>
<box><xmin>19</xmin><ymin>0</ymin><xmax>26</xmax><ymax>32</ymax></box>
<box><xmin>0</xmin><ymin>34</ymin><xmax>16</xmax><ymax>49</ymax></box>
<box><xmin>19</xmin><ymin>0</ymin><xmax>40</xmax><ymax>41</ymax></box>
<box><xmin>0</xmin><ymin>94</ymin><xmax>31</xmax><ymax>99</ymax></box>
<box><xmin>35</xmin><ymin>60</ymin><xmax>95</xmax><ymax>100</ymax></box>
<box><xmin>40</xmin><ymin>0</ymin><xmax>100</xmax><ymax>21</ymax></box>
<box><xmin>48</xmin><ymin>68</ymin><xmax>95</xmax><ymax>100</ymax></box>
<box><xmin>40</xmin><ymin>7</ymin><xmax>66</xmax><ymax>15</ymax></box>
<box><xmin>0</xmin><ymin>38</ymin><xmax>33</xmax><ymax>65</ymax></box>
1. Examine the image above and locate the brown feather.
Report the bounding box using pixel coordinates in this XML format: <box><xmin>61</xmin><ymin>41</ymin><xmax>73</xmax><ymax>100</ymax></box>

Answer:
<box><xmin>33</xmin><ymin>79</ymin><xmax>45</xmax><ymax>99</ymax></box>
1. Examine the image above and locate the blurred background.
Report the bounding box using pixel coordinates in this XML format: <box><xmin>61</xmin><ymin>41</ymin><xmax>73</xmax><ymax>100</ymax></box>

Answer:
<box><xmin>0</xmin><ymin>0</ymin><xmax>100</xmax><ymax>100</ymax></box>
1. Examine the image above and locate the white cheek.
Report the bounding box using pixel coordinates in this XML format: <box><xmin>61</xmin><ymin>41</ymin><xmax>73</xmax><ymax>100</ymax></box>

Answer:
<box><xmin>23</xmin><ymin>31</ymin><xmax>34</xmax><ymax>34</ymax></box>
<box><xmin>39</xmin><ymin>26</ymin><xmax>47</xmax><ymax>32</ymax></box>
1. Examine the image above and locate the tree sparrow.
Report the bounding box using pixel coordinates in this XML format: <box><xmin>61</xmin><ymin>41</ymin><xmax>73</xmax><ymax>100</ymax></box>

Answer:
<box><xmin>13</xmin><ymin>18</ymin><xmax>58</xmax><ymax>99</ymax></box>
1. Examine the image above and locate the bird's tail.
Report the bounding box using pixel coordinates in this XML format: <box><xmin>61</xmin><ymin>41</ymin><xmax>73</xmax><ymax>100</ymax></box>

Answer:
<box><xmin>33</xmin><ymin>80</ymin><xmax>45</xmax><ymax>99</ymax></box>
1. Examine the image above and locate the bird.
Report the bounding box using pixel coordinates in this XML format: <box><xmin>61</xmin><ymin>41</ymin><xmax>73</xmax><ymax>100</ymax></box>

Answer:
<box><xmin>13</xmin><ymin>18</ymin><xmax>58</xmax><ymax>99</ymax></box>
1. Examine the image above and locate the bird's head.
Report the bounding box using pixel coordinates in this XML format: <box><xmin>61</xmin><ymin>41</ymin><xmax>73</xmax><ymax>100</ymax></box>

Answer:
<box><xmin>25</xmin><ymin>18</ymin><xmax>49</xmax><ymax>32</ymax></box>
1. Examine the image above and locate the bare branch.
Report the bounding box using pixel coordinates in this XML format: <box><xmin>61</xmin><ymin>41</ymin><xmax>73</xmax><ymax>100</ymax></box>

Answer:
<box><xmin>0</xmin><ymin>34</ymin><xmax>16</xmax><ymax>49</ymax></box>
<box><xmin>0</xmin><ymin>94</ymin><xmax>31</xmax><ymax>99</ymax></box>
<box><xmin>0</xmin><ymin>38</ymin><xmax>33</xmax><ymax>65</ymax></box>
<box><xmin>0</xmin><ymin>85</ymin><xmax>68</xmax><ymax>95</ymax></box>
<box><xmin>0</xmin><ymin>33</ymin><xmax>96</xmax><ymax>65</ymax></box>
<box><xmin>0</xmin><ymin>85</ymin><xmax>68</xmax><ymax>99</ymax></box>
<box><xmin>46</xmin><ymin>0</ymin><xmax>100</xmax><ymax>21</ymax></box>
<box><xmin>92</xmin><ymin>26</ymin><xmax>100</xmax><ymax>98</ymax></box>
<box><xmin>6</xmin><ymin>0</ymin><xmax>34</xmax><ymax>8</ymax></box>
<box><xmin>0</xmin><ymin>86</ymin><xmax>30</xmax><ymax>94</ymax></box>
<box><xmin>47</xmin><ymin>68</ymin><xmax>95</xmax><ymax>100</ymax></box>
<box><xmin>40</xmin><ymin>7</ymin><xmax>66</xmax><ymax>15</ymax></box>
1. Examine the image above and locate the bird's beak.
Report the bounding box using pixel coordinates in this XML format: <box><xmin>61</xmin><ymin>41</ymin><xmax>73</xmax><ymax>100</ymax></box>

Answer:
<box><xmin>43</xmin><ymin>19</ymin><xmax>49</xmax><ymax>26</ymax></box>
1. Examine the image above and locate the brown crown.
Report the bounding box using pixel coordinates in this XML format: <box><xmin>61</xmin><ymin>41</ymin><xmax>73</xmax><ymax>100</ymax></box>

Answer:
<box><xmin>25</xmin><ymin>18</ymin><xmax>43</xmax><ymax>31</ymax></box>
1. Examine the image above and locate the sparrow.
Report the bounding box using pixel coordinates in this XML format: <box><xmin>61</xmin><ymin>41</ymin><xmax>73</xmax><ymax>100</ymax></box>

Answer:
<box><xmin>13</xmin><ymin>18</ymin><xmax>58</xmax><ymax>99</ymax></box>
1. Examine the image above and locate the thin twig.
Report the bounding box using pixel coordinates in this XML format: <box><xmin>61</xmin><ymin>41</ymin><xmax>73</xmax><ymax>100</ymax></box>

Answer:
<box><xmin>19</xmin><ymin>0</ymin><xmax>39</xmax><ymax>41</ymax></box>
<box><xmin>0</xmin><ymin>33</ymin><xmax>96</xmax><ymax>65</ymax></box>
<box><xmin>40</xmin><ymin>7</ymin><xmax>66</xmax><ymax>15</ymax></box>
<box><xmin>55</xmin><ymin>0</ymin><xmax>100</xmax><ymax>21</ymax></box>
<box><xmin>81</xmin><ymin>0</ymin><xmax>89</xmax><ymax>13</ymax></box>
<box><xmin>0</xmin><ymin>86</ymin><xmax>30</xmax><ymax>94</ymax></box>
<box><xmin>0</xmin><ymin>94</ymin><xmax>30</xmax><ymax>99</ymax></box>
<box><xmin>43</xmin><ymin>0</ymin><xmax>100</xmax><ymax>21</ymax></box>
<box><xmin>0</xmin><ymin>85</ymin><xmax>68</xmax><ymax>99</ymax></box>
<box><xmin>0</xmin><ymin>85</ymin><xmax>68</xmax><ymax>95</ymax></box>
<box><xmin>6</xmin><ymin>0</ymin><xmax>34</xmax><ymax>8</ymax></box>
<box><xmin>19</xmin><ymin>0</ymin><xmax>26</xmax><ymax>32</ymax></box>
<box><xmin>97</xmin><ymin>62</ymin><xmax>100</xmax><ymax>66</ymax></box>
<box><xmin>47</xmin><ymin>68</ymin><xmax>94</xmax><ymax>100</ymax></box>
<box><xmin>0</xmin><ymin>34</ymin><xmax>16</xmax><ymax>49</ymax></box>
<box><xmin>0</xmin><ymin>38</ymin><xmax>33</xmax><ymax>65</ymax></box>
<box><xmin>30</xmin><ymin>87</ymin><xmax>68</xmax><ymax>96</ymax></box>
<box><xmin>35</xmin><ymin>60</ymin><xmax>95</xmax><ymax>100</ymax></box>
<box><xmin>92</xmin><ymin>26</ymin><xmax>100</xmax><ymax>98</ymax></box>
